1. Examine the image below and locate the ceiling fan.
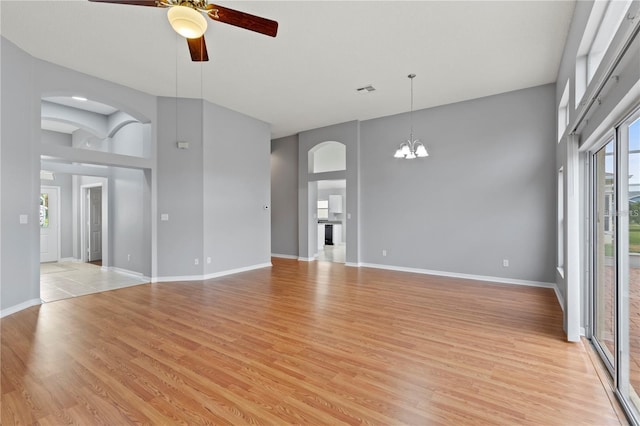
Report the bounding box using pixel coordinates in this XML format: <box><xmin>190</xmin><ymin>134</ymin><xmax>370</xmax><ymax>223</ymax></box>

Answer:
<box><xmin>88</xmin><ymin>0</ymin><xmax>278</xmax><ymax>62</ymax></box>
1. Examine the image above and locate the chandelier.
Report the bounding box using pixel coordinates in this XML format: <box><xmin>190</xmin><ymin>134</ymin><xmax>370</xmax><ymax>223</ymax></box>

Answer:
<box><xmin>394</xmin><ymin>74</ymin><xmax>428</xmax><ymax>159</ymax></box>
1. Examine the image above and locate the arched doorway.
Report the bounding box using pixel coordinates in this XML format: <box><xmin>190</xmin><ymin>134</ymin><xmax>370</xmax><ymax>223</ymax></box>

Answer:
<box><xmin>308</xmin><ymin>142</ymin><xmax>346</xmax><ymax>263</ymax></box>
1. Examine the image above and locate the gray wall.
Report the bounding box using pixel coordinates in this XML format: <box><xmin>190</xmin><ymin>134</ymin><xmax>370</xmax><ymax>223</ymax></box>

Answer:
<box><xmin>156</xmin><ymin>97</ymin><xmax>204</xmax><ymax>277</ymax></box>
<box><xmin>360</xmin><ymin>84</ymin><xmax>556</xmax><ymax>283</ymax></box>
<box><xmin>272</xmin><ymin>84</ymin><xmax>557</xmax><ymax>283</ymax></box>
<box><xmin>111</xmin><ymin>167</ymin><xmax>150</xmax><ymax>275</ymax></box>
<box><xmin>156</xmin><ymin>97</ymin><xmax>272</xmax><ymax>278</ymax></box>
<box><xmin>203</xmin><ymin>101</ymin><xmax>271</xmax><ymax>274</ymax></box>
<box><xmin>1</xmin><ymin>37</ymin><xmax>40</xmax><ymax>310</ymax></box>
<box><xmin>271</xmin><ymin>135</ymin><xmax>298</xmax><ymax>256</ymax></box>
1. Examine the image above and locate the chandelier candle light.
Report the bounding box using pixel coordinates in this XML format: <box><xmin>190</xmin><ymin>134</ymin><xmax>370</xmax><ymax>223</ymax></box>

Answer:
<box><xmin>394</xmin><ymin>74</ymin><xmax>429</xmax><ymax>159</ymax></box>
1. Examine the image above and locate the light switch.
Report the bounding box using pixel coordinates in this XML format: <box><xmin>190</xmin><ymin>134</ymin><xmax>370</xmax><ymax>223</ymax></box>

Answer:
<box><xmin>161</xmin><ymin>213</ymin><xmax>169</xmax><ymax>221</ymax></box>
<box><xmin>19</xmin><ymin>214</ymin><xmax>28</xmax><ymax>224</ymax></box>
<box><xmin>347</xmin><ymin>213</ymin><xmax>351</xmax><ymax>219</ymax></box>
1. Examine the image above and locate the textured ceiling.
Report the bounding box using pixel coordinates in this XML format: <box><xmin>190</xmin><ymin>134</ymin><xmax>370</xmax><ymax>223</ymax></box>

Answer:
<box><xmin>1</xmin><ymin>1</ymin><xmax>575</xmax><ymax>138</ymax></box>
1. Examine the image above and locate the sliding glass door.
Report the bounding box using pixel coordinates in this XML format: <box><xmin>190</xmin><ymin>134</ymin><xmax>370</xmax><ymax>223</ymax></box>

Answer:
<box><xmin>593</xmin><ymin>138</ymin><xmax>616</xmax><ymax>371</ymax></box>
<box><xmin>591</xmin><ymin>108</ymin><xmax>640</xmax><ymax>420</ymax></box>
<box><xmin>624</xmin><ymin>114</ymin><xmax>640</xmax><ymax>412</ymax></box>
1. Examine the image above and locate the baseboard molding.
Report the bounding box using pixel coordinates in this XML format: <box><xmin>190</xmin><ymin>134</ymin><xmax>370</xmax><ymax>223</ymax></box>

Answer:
<box><xmin>60</xmin><ymin>257</ymin><xmax>81</xmax><ymax>263</ymax></box>
<box><xmin>1</xmin><ymin>298</ymin><xmax>41</xmax><ymax>318</ymax></box>
<box><xmin>152</xmin><ymin>262</ymin><xmax>272</xmax><ymax>283</ymax></box>
<box><xmin>553</xmin><ymin>283</ymin><xmax>565</xmax><ymax>312</ymax></box>
<box><xmin>345</xmin><ymin>262</ymin><xmax>361</xmax><ymax>267</ymax></box>
<box><xmin>107</xmin><ymin>266</ymin><xmax>150</xmax><ymax>281</ymax></box>
<box><xmin>298</xmin><ymin>257</ymin><xmax>315</xmax><ymax>262</ymax></box>
<box><xmin>358</xmin><ymin>262</ymin><xmax>556</xmax><ymax>289</ymax></box>
<box><xmin>271</xmin><ymin>253</ymin><xmax>298</xmax><ymax>260</ymax></box>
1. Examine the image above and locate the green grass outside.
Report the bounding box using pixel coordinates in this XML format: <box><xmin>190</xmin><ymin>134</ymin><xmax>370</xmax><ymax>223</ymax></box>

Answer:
<box><xmin>605</xmin><ymin>224</ymin><xmax>640</xmax><ymax>254</ymax></box>
<box><xmin>631</xmin><ymin>224</ymin><xmax>640</xmax><ymax>253</ymax></box>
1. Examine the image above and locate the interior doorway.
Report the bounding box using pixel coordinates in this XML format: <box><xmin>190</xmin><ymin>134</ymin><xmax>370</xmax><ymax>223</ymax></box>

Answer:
<box><xmin>316</xmin><ymin>179</ymin><xmax>346</xmax><ymax>263</ymax></box>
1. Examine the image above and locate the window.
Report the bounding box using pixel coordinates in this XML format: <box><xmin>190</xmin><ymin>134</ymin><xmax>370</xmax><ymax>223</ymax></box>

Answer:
<box><xmin>317</xmin><ymin>200</ymin><xmax>329</xmax><ymax>219</ymax></box>
<box><xmin>40</xmin><ymin>193</ymin><xmax>49</xmax><ymax>228</ymax></box>
<box><xmin>575</xmin><ymin>0</ymin><xmax>632</xmax><ymax>108</ymax></box>
<box><xmin>558</xmin><ymin>168</ymin><xmax>564</xmax><ymax>274</ymax></box>
<box><xmin>558</xmin><ymin>80</ymin><xmax>570</xmax><ymax>142</ymax></box>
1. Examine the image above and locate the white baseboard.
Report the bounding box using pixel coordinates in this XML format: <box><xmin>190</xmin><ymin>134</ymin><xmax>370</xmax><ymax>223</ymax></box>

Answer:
<box><xmin>60</xmin><ymin>257</ymin><xmax>81</xmax><ymax>263</ymax></box>
<box><xmin>271</xmin><ymin>253</ymin><xmax>298</xmax><ymax>260</ymax></box>
<box><xmin>553</xmin><ymin>283</ymin><xmax>565</xmax><ymax>312</ymax></box>
<box><xmin>298</xmin><ymin>257</ymin><xmax>315</xmax><ymax>262</ymax></box>
<box><xmin>345</xmin><ymin>262</ymin><xmax>360</xmax><ymax>267</ymax></box>
<box><xmin>106</xmin><ymin>266</ymin><xmax>150</xmax><ymax>281</ymax></box>
<box><xmin>152</xmin><ymin>262</ymin><xmax>272</xmax><ymax>283</ymax></box>
<box><xmin>358</xmin><ymin>262</ymin><xmax>556</xmax><ymax>289</ymax></box>
<box><xmin>1</xmin><ymin>298</ymin><xmax>41</xmax><ymax>318</ymax></box>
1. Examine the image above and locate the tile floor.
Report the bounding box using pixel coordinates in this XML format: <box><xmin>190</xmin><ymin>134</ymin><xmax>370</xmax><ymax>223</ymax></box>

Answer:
<box><xmin>317</xmin><ymin>243</ymin><xmax>346</xmax><ymax>263</ymax></box>
<box><xmin>40</xmin><ymin>261</ymin><xmax>148</xmax><ymax>303</ymax></box>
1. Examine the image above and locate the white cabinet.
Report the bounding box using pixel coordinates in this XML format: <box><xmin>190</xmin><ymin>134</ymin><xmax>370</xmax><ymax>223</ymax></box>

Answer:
<box><xmin>333</xmin><ymin>224</ymin><xmax>342</xmax><ymax>244</ymax></box>
<box><xmin>329</xmin><ymin>195</ymin><xmax>343</xmax><ymax>213</ymax></box>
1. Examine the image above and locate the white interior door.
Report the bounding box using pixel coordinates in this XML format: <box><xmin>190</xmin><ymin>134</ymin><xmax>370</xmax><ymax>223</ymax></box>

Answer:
<box><xmin>40</xmin><ymin>187</ymin><xmax>59</xmax><ymax>263</ymax></box>
<box><xmin>88</xmin><ymin>187</ymin><xmax>102</xmax><ymax>262</ymax></box>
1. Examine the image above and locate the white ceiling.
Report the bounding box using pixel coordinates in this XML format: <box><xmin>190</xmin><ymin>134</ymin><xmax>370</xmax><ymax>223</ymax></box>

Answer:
<box><xmin>0</xmin><ymin>1</ymin><xmax>575</xmax><ymax>139</ymax></box>
<box><xmin>44</xmin><ymin>96</ymin><xmax>119</xmax><ymax>115</ymax></box>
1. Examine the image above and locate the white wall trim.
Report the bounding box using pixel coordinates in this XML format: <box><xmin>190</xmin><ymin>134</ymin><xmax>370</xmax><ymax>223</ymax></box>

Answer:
<box><xmin>152</xmin><ymin>262</ymin><xmax>272</xmax><ymax>283</ymax></box>
<box><xmin>553</xmin><ymin>283</ymin><xmax>565</xmax><ymax>312</ymax></box>
<box><xmin>358</xmin><ymin>262</ymin><xmax>556</xmax><ymax>288</ymax></box>
<box><xmin>271</xmin><ymin>253</ymin><xmax>298</xmax><ymax>260</ymax></box>
<box><xmin>345</xmin><ymin>262</ymin><xmax>361</xmax><ymax>267</ymax></box>
<box><xmin>298</xmin><ymin>257</ymin><xmax>315</xmax><ymax>262</ymax></box>
<box><xmin>1</xmin><ymin>298</ymin><xmax>41</xmax><ymax>318</ymax></box>
<box><xmin>59</xmin><ymin>257</ymin><xmax>81</xmax><ymax>263</ymax></box>
<box><xmin>106</xmin><ymin>266</ymin><xmax>150</xmax><ymax>281</ymax></box>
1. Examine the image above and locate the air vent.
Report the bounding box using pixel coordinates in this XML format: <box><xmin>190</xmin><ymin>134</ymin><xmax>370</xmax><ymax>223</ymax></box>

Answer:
<box><xmin>356</xmin><ymin>85</ymin><xmax>376</xmax><ymax>93</ymax></box>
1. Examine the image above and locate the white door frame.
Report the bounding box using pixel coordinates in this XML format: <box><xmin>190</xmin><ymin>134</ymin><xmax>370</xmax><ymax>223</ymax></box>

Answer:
<box><xmin>80</xmin><ymin>182</ymin><xmax>108</xmax><ymax>266</ymax></box>
<box><xmin>40</xmin><ymin>185</ymin><xmax>61</xmax><ymax>263</ymax></box>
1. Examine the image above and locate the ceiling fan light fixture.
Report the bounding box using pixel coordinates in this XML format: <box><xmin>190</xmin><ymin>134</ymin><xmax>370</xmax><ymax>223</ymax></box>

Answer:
<box><xmin>167</xmin><ymin>5</ymin><xmax>208</xmax><ymax>39</ymax></box>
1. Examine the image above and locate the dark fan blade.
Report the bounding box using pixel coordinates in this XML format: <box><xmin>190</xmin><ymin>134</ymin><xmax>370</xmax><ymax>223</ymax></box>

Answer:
<box><xmin>207</xmin><ymin>4</ymin><xmax>278</xmax><ymax>37</ymax></box>
<box><xmin>187</xmin><ymin>36</ymin><xmax>209</xmax><ymax>62</ymax></box>
<box><xmin>88</xmin><ymin>0</ymin><xmax>158</xmax><ymax>6</ymax></box>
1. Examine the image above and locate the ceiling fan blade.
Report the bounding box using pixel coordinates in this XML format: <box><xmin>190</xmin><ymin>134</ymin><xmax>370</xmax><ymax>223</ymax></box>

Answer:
<box><xmin>187</xmin><ymin>36</ymin><xmax>209</xmax><ymax>62</ymax></box>
<box><xmin>207</xmin><ymin>4</ymin><xmax>278</xmax><ymax>38</ymax></box>
<box><xmin>88</xmin><ymin>0</ymin><xmax>159</xmax><ymax>6</ymax></box>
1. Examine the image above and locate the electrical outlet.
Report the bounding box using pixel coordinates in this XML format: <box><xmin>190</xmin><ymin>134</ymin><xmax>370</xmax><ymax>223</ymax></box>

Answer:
<box><xmin>207</xmin><ymin>257</ymin><xmax>211</xmax><ymax>264</ymax></box>
<box><xmin>127</xmin><ymin>254</ymin><xmax>131</xmax><ymax>261</ymax></box>
<box><xmin>194</xmin><ymin>258</ymin><xmax>199</xmax><ymax>265</ymax></box>
<box><xmin>503</xmin><ymin>259</ymin><xmax>509</xmax><ymax>267</ymax></box>
<box><xmin>382</xmin><ymin>249</ymin><xmax>387</xmax><ymax>256</ymax></box>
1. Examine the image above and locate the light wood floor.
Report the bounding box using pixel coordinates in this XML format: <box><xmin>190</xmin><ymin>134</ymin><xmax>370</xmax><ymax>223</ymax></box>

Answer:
<box><xmin>1</xmin><ymin>258</ymin><xmax>624</xmax><ymax>425</ymax></box>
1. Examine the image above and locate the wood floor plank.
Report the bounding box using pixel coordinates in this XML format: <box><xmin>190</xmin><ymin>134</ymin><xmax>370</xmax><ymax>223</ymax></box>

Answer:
<box><xmin>0</xmin><ymin>258</ymin><xmax>625</xmax><ymax>424</ymax></box>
